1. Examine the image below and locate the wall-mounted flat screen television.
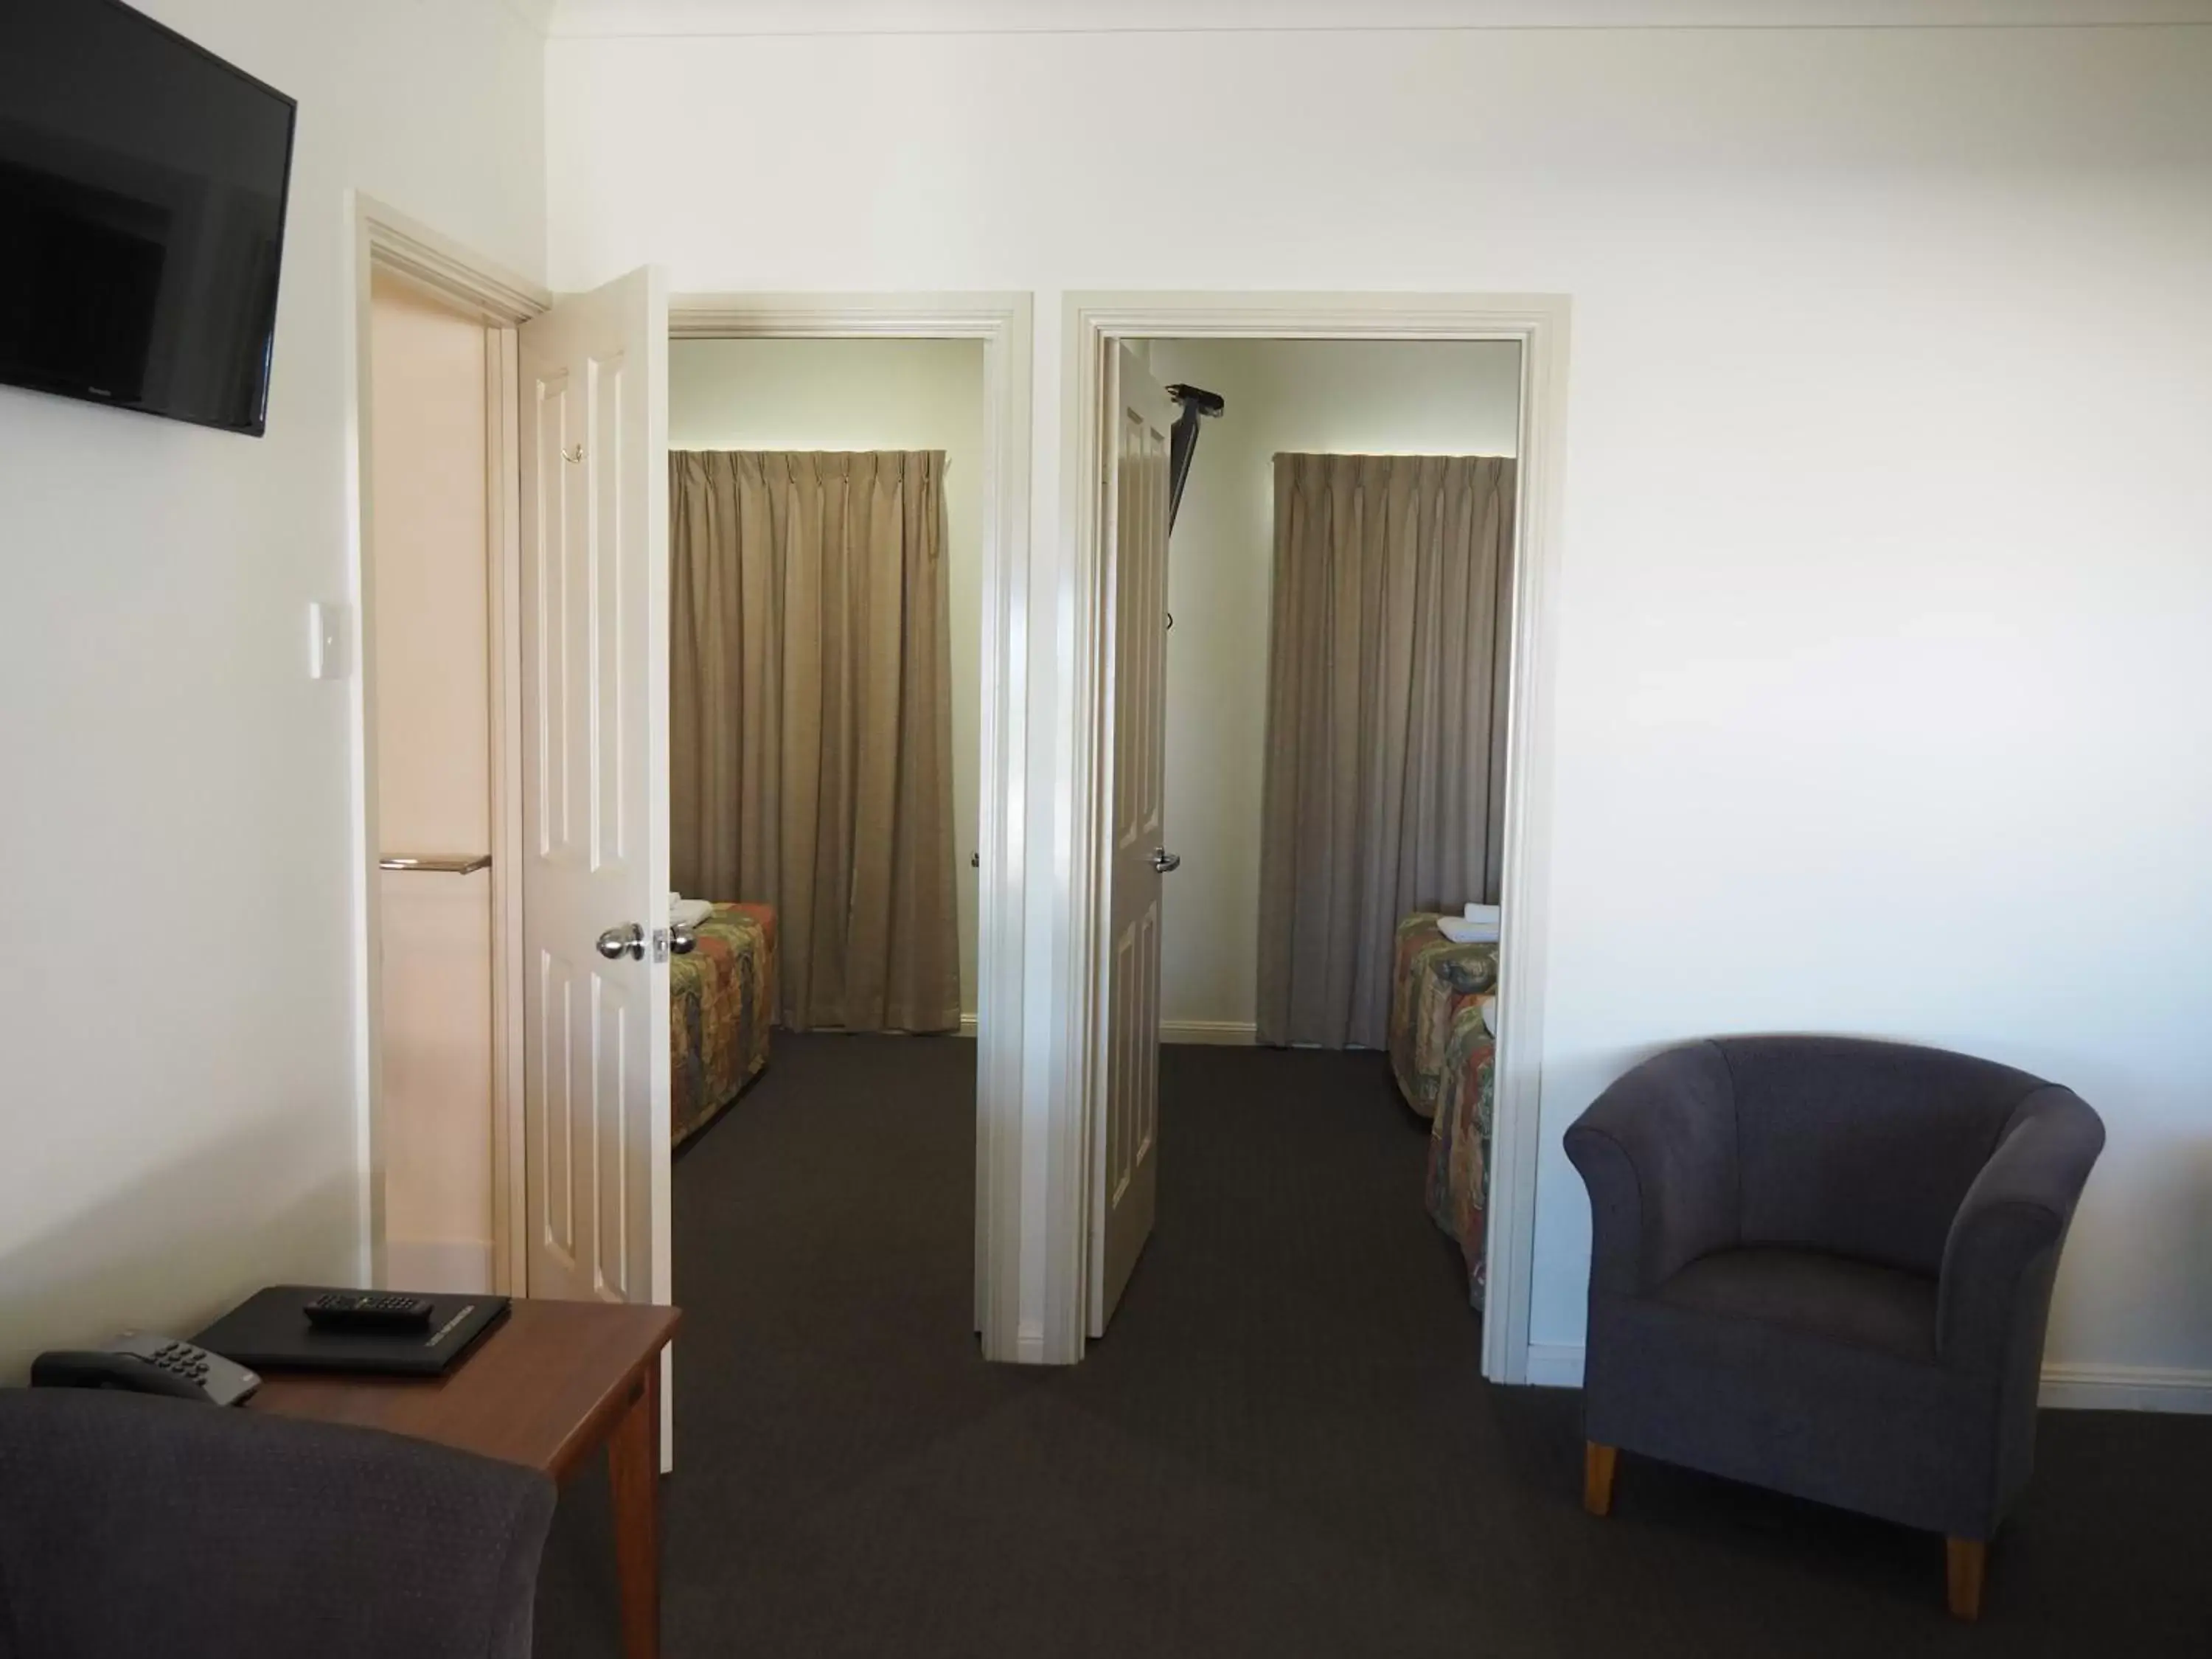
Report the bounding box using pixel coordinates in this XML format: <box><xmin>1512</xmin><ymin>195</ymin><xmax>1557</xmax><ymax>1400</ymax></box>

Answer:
<box><xmin>0</xmin><ymin>0</ymin><xmax>297</xmax><ymax>437</ymax></box>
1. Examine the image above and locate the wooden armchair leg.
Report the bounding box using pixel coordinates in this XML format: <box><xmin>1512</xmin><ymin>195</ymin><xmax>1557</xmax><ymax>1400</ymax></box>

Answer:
<box><xmin>1582</xmin><ymin>1442</ymin><xmax>1618</xmax><ymax>1517</ymax></box>
<box><xmin>1945</xmin><ymin>1537</ymin><xmax>1986</xmax><ymax>1621</ymax></box>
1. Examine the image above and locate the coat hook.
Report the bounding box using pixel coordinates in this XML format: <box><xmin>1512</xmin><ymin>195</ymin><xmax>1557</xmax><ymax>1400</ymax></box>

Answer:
<box><xmin>563</xmin><ymin>443</ymin><xmax>584</xmax><ymax>464</ymax></box>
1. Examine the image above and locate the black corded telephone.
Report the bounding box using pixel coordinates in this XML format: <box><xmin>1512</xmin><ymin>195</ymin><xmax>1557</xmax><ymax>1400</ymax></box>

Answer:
<box><xmin>30</xmin><ymin>1332</ymin><xmax>261</xmax><ymax>1406</ymax></box>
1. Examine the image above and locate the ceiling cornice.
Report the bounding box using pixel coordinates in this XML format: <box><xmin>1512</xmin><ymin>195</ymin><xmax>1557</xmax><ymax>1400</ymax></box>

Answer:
<box><xmin>546</xmin><ymin>0</ymin><xmax>2212</xmax><ymax>39</ymax></box>
<box><xmin>501</xmin><ymin>0</ymin><xmax>560</xmax><ymax>33</ymax></box>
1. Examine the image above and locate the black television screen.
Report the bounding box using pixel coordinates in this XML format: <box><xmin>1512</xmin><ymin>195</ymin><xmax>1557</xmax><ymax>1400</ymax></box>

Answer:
<box><xmin>0</xmin><ymin>0</ymin><xmax>296</xmax><ymax>436</ymax></box>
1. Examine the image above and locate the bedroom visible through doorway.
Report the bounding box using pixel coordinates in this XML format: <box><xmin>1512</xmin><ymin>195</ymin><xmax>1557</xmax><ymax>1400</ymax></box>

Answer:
<box><xmin>661</xmin><ymin>330</ymin><xmax>995</xmax><ymax>1341</ymax></box>
<box><xmin>667</xmin><ymin>336</ymin><xmax>990</xmax><ymax>1064</ymax></box>
<box><xmin>1082</xmin><ymin>321</ymin><xmax>1543</xmax><ymax>1360</ymax></box>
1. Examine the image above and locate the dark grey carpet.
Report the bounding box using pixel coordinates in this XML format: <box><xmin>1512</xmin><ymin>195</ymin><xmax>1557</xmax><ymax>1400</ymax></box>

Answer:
<box><xmin>537</xmin><ymin>1034</ymin><xmax>2211</xmax><ymax>1658</ymax></box>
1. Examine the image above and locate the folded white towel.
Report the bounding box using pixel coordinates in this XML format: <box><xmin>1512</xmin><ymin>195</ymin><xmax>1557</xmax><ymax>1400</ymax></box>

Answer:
<box><xmin>1462</xmin><ymin>902</ymin><xmax>1501</xmax><ymax>924</ymax></box>
<box><xmin>670</xmin><ymin>897</ymin><xmax>714</xmax><ymax>929</ymax></box>
<box><xmin>1437</xmin><ymin>916</ymin><xmax>1499</xmax><ymax>945</ymax></box>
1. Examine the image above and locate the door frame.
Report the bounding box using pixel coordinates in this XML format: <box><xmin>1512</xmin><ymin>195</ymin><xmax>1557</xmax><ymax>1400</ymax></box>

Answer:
<box><xmin>1059</xmin><ymin>293</ymin><xmax>1572</xmax><ymax>1382</ymax></box>
<box><xmin>667</xmin><ymin>293</ymin><xmax>1034</xmax><ymax>1363</ymax></box>
<box><xmin>347</xmin><ymin>195</ymin><xmax>548</xmax><ymax>1294</ymax></box>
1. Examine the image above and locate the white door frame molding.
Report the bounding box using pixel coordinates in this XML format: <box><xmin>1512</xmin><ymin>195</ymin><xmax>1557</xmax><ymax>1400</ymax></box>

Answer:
<box><xmin>347</xmin><ymin>195</ymin><xmax>549</xmax><ymax>1297</ymax></box>
<box><xmin>1057</xmin><ymin>293</ymin><xmax>1573</xmax><ymax>1382</ymax></box>
<box><xmin>669</xmin><ymin>293</ymin><xmax>1035</xmax><ymax>1364</ymax></box>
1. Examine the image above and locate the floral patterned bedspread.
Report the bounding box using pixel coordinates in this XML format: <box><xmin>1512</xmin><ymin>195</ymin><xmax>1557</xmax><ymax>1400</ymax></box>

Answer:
<box><xmin>671</xmin><ymin>902</ymin><xmax>777</xmax><ymax>1147</ymax></box>
<box><xmin>1387</xmin><ymin>912</ymin><xmax>1500</xmax><ymax>1121</ymax></box>
<box><xmin>1426</xmin><ymin>1004</ymin><xmax>1497</xmax><ymax>1309</ymax></box>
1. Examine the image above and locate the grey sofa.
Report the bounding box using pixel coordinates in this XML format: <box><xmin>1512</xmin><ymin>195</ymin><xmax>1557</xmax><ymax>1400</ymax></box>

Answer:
<box><xmin>0</xmin><ymin>1388</ymin><xmax>554</xmax><ymax>1658</ymax></box>
<box><xmin>1563</xmin><ymin>1035</ymin><xmax>2104</xmax><ymax>1619</ymax></box>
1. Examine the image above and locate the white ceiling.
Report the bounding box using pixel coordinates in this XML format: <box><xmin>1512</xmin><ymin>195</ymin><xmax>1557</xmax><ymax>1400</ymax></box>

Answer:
<box><xmin>543</xmin><ymin>0</ymin><xmax>2212</xmax><ymax>36</ymax></box>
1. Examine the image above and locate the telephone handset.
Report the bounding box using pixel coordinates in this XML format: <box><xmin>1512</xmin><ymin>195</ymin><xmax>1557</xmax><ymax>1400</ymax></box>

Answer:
<box><xmin>31</xmin><ymin>1332</ymin><xmax>260</xmax><ymax>1407</ymax></box>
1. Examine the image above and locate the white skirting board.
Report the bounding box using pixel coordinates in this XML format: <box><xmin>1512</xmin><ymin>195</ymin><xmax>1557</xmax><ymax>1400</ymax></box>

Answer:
<box><xmin>1522</xmin><ymin>1343</ymin><xmax>1590</xmax><ymax>1390</ymax></box>
<box><xmin>1161</xmin><ymin>1021</ymin><xmax>1256</xmax><ymax>1046</ymax></box>
<box><xmin>2037</xmin><ymin>1363</ymin><xmax>2212</xmax><ymax>1413</ymax></box>
<box><xmin>1520</xmin><ymin>1343</ymin><xmax>2212</xmax><ymax>1414</ymax></box>
<box><xmin>958</xmin><ymin>1015</ymin><xmax>1256</xmax><ymax>1045</ymax></box>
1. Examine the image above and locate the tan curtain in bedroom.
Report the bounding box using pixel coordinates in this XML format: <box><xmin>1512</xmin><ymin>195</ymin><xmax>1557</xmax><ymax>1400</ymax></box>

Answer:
<box><xmin>670</xmin><ymin>450</ymin><xmax>959</xmax><ymax>1034</ymax></box>
<box><xmin>1256</xmin><ymin>453</ymin><xmax>1517</xmax><ymax>1051</ymax></box>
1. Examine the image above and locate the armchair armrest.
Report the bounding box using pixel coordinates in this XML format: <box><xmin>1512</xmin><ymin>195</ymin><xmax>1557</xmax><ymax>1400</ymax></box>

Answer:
<box><xmin>1565</xmin><ymin>1040</ymin><xmax>1742</xmax><ymax>1298</ymax></box>
<box><xmin>1938</xmin><ymin>1085</ymin><xmax>2105</xmax><ymax>1374</ymax></box>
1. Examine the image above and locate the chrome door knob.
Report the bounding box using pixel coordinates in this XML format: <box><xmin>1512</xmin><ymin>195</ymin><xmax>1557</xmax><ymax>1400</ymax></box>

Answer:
<box><xmin>668</xmin><ymin>923</ymin><xmax>698</xmax><ymax>956</ymax></box>
<box><xmin>597</xmin><ymin>922</ymin><xmax>646</xmax><ymax>961</ymax></box>
<box><xmin>1151</xmin><ymin>848</ymin><xmax>1181</xmax><ymax>873</ymax></box>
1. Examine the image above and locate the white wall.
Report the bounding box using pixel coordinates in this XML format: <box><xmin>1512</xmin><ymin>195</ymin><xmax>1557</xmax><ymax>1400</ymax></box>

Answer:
<box><xmin>0</xmin><ymin>0</ymin><xmax>545</xmax><ymax>1374</ymax></box>
<box><xmin>547</xmin><ymin>21</ymin><xmax>2212</xmax><ymax>1394</ymax></box>
<box><xmin>669</xmin><ymin>338</ymin><xmax>987</xmax><ymax>1018</ymax></box>
<box><xmin>1144</xmin><ymin>338</ymin><xmax>1522</xmax><ymax>1034</ymax></box>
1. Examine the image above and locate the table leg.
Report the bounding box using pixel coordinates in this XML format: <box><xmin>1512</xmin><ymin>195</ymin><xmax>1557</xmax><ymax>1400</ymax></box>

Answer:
<box><xmin>608</xmin><ymin>1359</ymin><xmax>662</xmax><ymax>1659</ymax></box>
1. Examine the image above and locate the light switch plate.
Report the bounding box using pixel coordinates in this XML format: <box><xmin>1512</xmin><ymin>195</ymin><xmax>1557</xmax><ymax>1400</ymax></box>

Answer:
<box><xmin>308</xmin><ymin>601</ymin><xmax>351</xmax><ymax>680</ymax></box>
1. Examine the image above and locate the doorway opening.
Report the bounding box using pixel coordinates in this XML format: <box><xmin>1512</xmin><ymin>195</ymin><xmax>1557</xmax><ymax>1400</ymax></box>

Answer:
<box><xmin>353</xmin><ymin>240</ymin><xmax>1037</xmax><ymax>1407</ymax></box>
<box><xmin>1062</xmin><ymin>298</ymin><xmax>1569</xmax><ymax>1382</ymax></box>
<box><xmin>660</xmin><ymin>330</ymin><xmax>991</xmax><ymax>1352</ymax></box>
<box><xmin>352</xmin><ymin>204</ymin><xmax>542</xmax><ymax>1301</ymax></box>
<box><xmin>363</xmin><ymin>265</ymin><xmax>504</xmax><ymax>1293</ymax></box>
<box><xmin>664</xmin><ymin>296</ymin><xmax>1032</xmax><ymax>1363</ymax></box>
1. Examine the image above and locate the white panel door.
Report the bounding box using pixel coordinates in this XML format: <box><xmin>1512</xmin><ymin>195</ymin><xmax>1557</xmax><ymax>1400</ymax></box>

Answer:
<box><xmin>518</xmin><ymin>268</ymin><xmax>670</xmax><ymax>1318</ymax></box>
<box><xmin>1089</xmin><ymin>345</ymin><xmax>1177</xmax><ymax>1337</ymax></box>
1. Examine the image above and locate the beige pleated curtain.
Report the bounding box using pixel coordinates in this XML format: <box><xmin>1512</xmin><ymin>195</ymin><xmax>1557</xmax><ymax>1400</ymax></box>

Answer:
<box><xmin>670</xmin><ymin>450</ymin><xmax>960</xmax><ymax>1033</ymax></box>
<box><xmin>1256</xmin><ymin>453</ymin><xmax>1517</xmax><ymax>1050</ymax></box>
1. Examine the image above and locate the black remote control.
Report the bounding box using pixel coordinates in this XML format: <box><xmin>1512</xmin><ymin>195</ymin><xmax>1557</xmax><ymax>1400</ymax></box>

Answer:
<box><xmin>302</xmin><ymin>1291</ymin><xmax>436</xmax><ymax>1331</ymax></box>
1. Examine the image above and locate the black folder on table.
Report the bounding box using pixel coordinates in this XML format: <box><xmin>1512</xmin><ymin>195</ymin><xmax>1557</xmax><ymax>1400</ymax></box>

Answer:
<box><xmin>194</xmin><ymin>1287</ymin><xmax>511</xmax><ymax>1377</ymax></box>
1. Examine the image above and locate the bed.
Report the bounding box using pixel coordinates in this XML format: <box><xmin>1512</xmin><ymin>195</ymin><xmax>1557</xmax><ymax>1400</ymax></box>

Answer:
<box><xmin>1388</xmin><ymin>911</ymin><xmax>1500</xmax><ymax>1307</ymax></box>
<box><xmin>669</xmin><ymin>902</ymin><xmax>778</xmax><ymax>1147</ymax></box>
<box><xmin>1425</xmin><ymin>1004</ymin><xmax>1497</xmax><ymax>1309</ymax></box>
<box><xmin>1387</xmin><ymin>911</ymin><xmax>1500</xmax><ymax>1121</ymax></box>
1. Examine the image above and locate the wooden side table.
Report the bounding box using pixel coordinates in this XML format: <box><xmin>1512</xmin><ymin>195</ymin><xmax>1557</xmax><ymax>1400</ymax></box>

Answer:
<box><xmin>246</xmin><ymin>1298</ymin><xmax>681</xmax><ymax>1659</ymax></box>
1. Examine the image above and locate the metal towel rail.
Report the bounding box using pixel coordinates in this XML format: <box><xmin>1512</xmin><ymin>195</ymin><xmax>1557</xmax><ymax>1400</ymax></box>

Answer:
<box><xmin>378</xmin><ymin>855</ymin><xmax>492</xmax><ymax>874</ymax></box>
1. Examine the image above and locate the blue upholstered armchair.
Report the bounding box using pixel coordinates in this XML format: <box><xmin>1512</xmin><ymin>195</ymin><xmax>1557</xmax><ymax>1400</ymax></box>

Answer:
<box><xmin>1564</xmin><ymin>1036</ymin><xmax>2104</xmax><ymax>1619</ymax></box>
<box><xmin>0</xmin><ymin>1390</ymin><xmax>554</xmax><ymax>1658</ymax></box>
